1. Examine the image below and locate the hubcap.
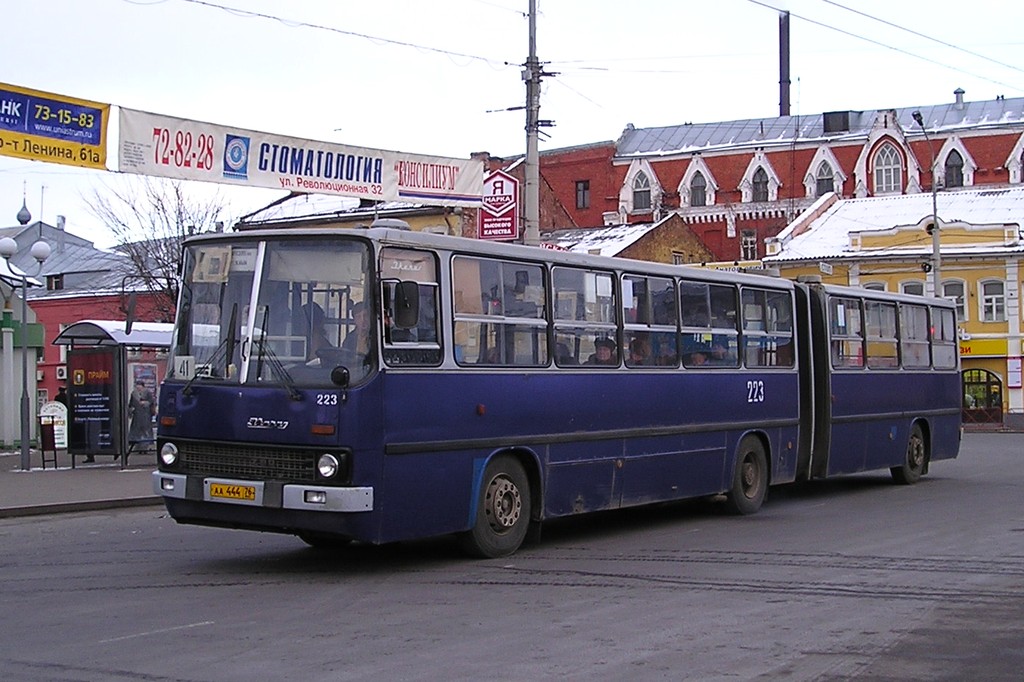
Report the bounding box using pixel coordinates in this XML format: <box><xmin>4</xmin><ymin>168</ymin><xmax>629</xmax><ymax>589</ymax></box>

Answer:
<box><xmin>908</xmin><ymin>436</ymin><xmax>925</xmax><ymax>470</ymax></box>
<box><xmin>741</xmin><ymin>454</ymin><xmax>759</xmax><ymax>498</ymax></box>
<box><xmin>484</xmin><ymin>474</ymin><xmax>521</xmax><ymax>533</ymax></box>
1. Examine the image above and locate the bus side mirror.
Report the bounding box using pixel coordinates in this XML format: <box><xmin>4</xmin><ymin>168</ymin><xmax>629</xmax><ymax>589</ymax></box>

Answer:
<box><xmin>394</xmin><ymin>281</ymin><xmax>419</xmax><ymax>329</ymax></box>
<box><xmin>330</xmin><ymin>366</ymin><xmax>350</xmax><ymax>388</ymax></box>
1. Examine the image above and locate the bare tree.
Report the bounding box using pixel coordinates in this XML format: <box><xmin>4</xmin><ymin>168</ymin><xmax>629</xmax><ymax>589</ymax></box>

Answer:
<box><xmin>86</xmin><ymin>177</ymin><xmax>227</xmax><ymax>320</ymax></box>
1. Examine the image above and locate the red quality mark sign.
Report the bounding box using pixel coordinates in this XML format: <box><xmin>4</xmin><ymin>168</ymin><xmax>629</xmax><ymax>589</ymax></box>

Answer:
<box><xmin>482</xmin><ymin>193</ymin><xmax>514</xmax><ymax>214</ymax></box>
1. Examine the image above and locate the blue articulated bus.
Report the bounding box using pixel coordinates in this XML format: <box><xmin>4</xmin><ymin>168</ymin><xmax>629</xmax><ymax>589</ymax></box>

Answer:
<box><xmin>152</xmin><ymin>227</ymin><xmax>961</xmax><ymax>557</ymax></box>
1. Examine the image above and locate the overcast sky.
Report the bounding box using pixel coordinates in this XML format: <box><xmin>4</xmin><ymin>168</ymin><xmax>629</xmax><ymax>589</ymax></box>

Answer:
<box><xmin>2</xmin><ymin>0</ymin><xmax>1022</xmax><ymax>247</ymax></box>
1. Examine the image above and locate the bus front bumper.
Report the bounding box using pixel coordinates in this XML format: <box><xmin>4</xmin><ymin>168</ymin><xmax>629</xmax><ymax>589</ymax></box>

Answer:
<box><xmin>152</xmin><ymin>472</ymin><xmax>373</xmax><ymax>512</ymax></box>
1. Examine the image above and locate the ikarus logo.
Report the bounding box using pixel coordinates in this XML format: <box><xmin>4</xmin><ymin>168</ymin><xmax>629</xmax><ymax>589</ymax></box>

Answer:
<box><xmin>246</xmin><ymin>416</ymin><xmax>289</xmax><ymax>430</ymax></box>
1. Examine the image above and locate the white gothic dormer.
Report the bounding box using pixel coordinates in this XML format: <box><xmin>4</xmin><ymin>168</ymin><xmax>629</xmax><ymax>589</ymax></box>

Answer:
<box><xmin>619</xmin><ymin>159</ymin><xmax>664</xmax><ymax>217</ymax></box>
<box><xmin>803</xmin><ymin>146</ymin><xmax>847</xmax><ymax>198</ymax></box>
<box><xmin>678</xmin><ymin>156</ymin><xmax>719</xmax><ymax>207</ymax></box>
<box><xmin>738</xmin><ymin>151</ymin><xmax>781</xmax><ymax>202</ymax></box>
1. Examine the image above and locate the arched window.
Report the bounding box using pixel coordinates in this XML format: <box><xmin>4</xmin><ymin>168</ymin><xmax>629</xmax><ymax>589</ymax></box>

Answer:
<box><xmin>944</xmin><ymin>150</ymin><xmax>964</xmax><ymax>188</ymax></box>
<box><xmin>980</xmin><ymin>280</ymin><xmax>1006</xmax><ymax>322</ymax></box>
<box><xmin>962</xmin><ymin>368</ymin><xmax>1003</xmax><ymax>424</ymax></box>
<box><xmin>900</xmin><ymin>281</ymin><xmax>925</xmax><ymax>296</ymax></box>
<box><xmin>863</xmin><ymin>282</ymin><xmax>886</xmax><ymax>291</ymax></box>
<box><xmin>942</xmin><ymin>280</ymin><xmax>966</xmax><ymax>321</ymax></box>
<box><xmin>690</xmin><ymin>172</ymin><xmax>707</xmax><ymax>207</ymax></box>
<box><xmin>752</xmin><ymin>167</ymin><xmax>769</xmax><ymax>202</ymax></box>
<box><xmin>815</xmin><ymin>162</ymin><xmax>835</xmax><ymax>196</ymax></box>
<box><xmin>633</xmin><ymin>172</ymin><xmax>652</xmax><ymax>211</ymax></box>
<box><xmin>873</xmin><ymin>143</ymin><xmax>902</xmax><ymax>194</ymax></box>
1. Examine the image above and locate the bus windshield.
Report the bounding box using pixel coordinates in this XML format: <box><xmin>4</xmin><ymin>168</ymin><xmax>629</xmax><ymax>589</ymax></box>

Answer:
<box><xmin>168</xmin><ymin>237</ymin><xmax>373</xmax><ymax>386</ymax></box>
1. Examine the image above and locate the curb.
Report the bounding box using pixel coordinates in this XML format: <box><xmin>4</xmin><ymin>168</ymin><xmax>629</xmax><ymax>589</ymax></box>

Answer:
<box><xmin>0</xmin><ymin>496</ymin><xmax>164</xmax><ymax>519</ymax></box>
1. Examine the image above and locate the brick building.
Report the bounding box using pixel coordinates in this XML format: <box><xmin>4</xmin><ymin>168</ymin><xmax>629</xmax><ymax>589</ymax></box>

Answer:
<box><xmin>528</xmin><ymin>90</ymin><xmax>1024</xmax><ymax>263</ymax></box>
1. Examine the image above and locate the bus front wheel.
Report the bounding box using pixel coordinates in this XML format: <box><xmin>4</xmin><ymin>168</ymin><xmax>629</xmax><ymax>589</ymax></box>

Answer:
<box><xmin>891</xmin><ymin>424</ymin><xmax>926</xmax><ymax>485</ymax></box>
<box><xmin>724</xmin><ymin>438</ymin><xmax>768</xmax><ymax>515</ymax></box>
<box><xmin>460</xmin><ymin>456</ymin><xmax>531</xmax><ymax>558</ymax></box>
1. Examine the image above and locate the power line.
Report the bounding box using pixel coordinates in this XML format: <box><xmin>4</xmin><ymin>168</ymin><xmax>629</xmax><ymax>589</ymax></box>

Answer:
<box><xmin>174</xmin><ymin>0</ymin><xmax>516</xmax><ymax>68</ymax></box>
<box><xmin>818</xmin><ymin>0</ymin><xmax>1024</xmax><ymax>76</ymax></box>
<box><xmin>745</xmin><ymin>0</ymin><xmax>1023</xmax><ymax>94</ymax></box>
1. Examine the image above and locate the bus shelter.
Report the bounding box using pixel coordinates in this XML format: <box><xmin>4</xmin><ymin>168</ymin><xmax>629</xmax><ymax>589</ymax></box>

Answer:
<box><xmin>52</xmin><ymin>320</ymin><xmax>172</xmax><ymax>468</ymax></box>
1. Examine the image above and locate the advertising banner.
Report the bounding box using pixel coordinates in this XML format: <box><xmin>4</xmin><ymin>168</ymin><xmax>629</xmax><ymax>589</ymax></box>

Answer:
<box><xmin>0</xmin><ymin>82</ymin><xmax>108</xmax><ymax>169</ymax></box>
<box><xmin>67</xmin><ymin>347</ymin><xmax>121</xmax><ymax>456</ymax></box>
<box><xmin>118</xmin><ymin>108</ymin><xmax>483</xmax><ymax>207</ymax></box>
<box><xmin>477</xmin><ymin>169</ymin><xmax>519</xmax><ymax>240</ymax></box>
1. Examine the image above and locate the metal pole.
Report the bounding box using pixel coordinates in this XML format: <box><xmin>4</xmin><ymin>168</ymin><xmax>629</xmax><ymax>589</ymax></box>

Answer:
<box><xmin>523</xmin><ymin>0</ymin><xmax>540</xmax><ymax>246</ymax></box>
<box><xmin>930</xmin><ymin>171</ymin><xmax>940</xmax><ymax>296</ymax></box>
<box><xmin>912</xmin><ymin>110</ymin><xmax>941</xmax><ymax>296</ymax></box>
<box><xmin>19</xmin><ymin>273</ymin><xmax>30</xmax><ymax>471</ymax></box>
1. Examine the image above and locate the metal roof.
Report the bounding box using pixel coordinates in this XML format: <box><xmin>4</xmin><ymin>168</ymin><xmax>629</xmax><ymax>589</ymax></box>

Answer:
<box><xmin>52</xmin><ymin>320</ymin><xmax>173</xmax><ymax>348</ymax></box>
<box><xmin>617</xmin><ymin>96</ymin><xmax>1024</xmax><ymax>157</ymax></box>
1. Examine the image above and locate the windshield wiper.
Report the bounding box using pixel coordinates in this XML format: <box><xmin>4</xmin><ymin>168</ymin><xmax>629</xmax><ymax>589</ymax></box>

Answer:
<box><xmin>254</xmin><ymin>307</ymin><xmax>301</xmax><ymax>400</ymax></box>
<box><xmin>182</xmin><ymin>303</ymin><xmax>237</xmax><ymax>396</ymax></box>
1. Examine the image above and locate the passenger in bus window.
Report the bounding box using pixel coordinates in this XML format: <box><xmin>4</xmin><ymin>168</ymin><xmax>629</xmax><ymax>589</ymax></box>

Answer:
<box><xmin>685</xmin><ymin>348</ymin><xmax>709</xmax><ymax>367</ymax></box>
<box><xmin>708</xmin><ymin>340</ymin><xmax>736</xmax><ymax>365</ymax></box>
<box><xmin>342</xmin><ymin>301</ymin><xmax>371</xmax><ymax>360</ymax></box>
<box><xmin>302</xmin><ymin>302</ymin><xmax>333</xmax><ymax>359</ymax></box>
<box><xmin>627</xmin><ymin>336</ymin><xmax>650</xmax><ymax>366</ymax></box>
<box><xmin>586</xmin><ymin>337</ymin><xmax>618</xmax><ymax>365</ymax></box>
<box><xmin>555</xmin><ymin>342</ymin><xmax>577</xmax><ymax>365</ymax></box>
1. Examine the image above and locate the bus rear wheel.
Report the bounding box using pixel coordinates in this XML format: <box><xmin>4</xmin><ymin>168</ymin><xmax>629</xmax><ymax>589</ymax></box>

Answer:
<box><xmin>724</xmin><ymin>437</ymin><xmax>768</xmax><ymax>515</ymax></box>
<box><xmin>891</xmin><ymin>424</ymin><xmax>926</xmax><ymax>485</ymax></box>
<box><xmin>460</xmin><ymin>456</ymin><xmax>531</xmax><ymax>558</ymax></box>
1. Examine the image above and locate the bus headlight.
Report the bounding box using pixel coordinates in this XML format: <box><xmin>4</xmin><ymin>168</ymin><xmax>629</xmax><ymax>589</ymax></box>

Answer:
<box><xmin>317</xmin><ymin>454</ymin><xmax>340</xmax><ymax>479</ymax></box>
<box><xmin>160</xmin><ymin>442</ymin><xmax>179</xmax><ymax>467</ymax></box>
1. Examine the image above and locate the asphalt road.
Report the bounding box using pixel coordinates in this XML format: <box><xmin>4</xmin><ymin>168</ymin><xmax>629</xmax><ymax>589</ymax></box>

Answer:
<box><xmin>0</xmin><ymin>432</ymin><xmax>1021</xmax><ymax>682</ymax></box>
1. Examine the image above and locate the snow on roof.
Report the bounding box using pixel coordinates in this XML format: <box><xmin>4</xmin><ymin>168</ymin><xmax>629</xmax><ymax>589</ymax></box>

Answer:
<box><xmin>764</xmin><ymin>187</ymin><xmax>1024</xmax><ymax>262</ymax></box>
<box><xmin>543</xmin><ymin>221</ymin><xmax>662</xmax><ymax>258</ymax></box>
<box><xmin>239</xmin><ymin>193</ymin><xmax>428</xmax><ymax>226</ymax></box>
<box><xmin>52</xmin><ymin>320</ymin><xmax>173</xmax><ymax>348</ymax></box>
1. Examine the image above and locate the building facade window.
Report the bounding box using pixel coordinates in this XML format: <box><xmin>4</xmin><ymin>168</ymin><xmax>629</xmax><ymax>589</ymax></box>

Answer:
<box><xmin>942</xmin><ymin>280</ymin><xmax>966</xmax><ymax>321</ymax></box>
<box><xmin>863</xmin><ymin>282</ymin><xmax>886</xmax><ymax>291</ymax></box>
<box><xmin>690</xmin><ymin>172</ymin><xmax>707</xmax><ymax>207</ymax></box>
<box><xmin>900</xmin><ymin>281</ymin><xmax>925</xmax><ymax>296</ymax></box>
<box><xmin>944</xmin><ymin>150</ymin><xmax>964</xmax><ymax>188</ymax></box>
<box><xmin>873</xmin><ymin>143</ymin><xmax>903</xmax><ymax>195</ymax></box>
<box><xmin>752</xmin><ymin>168</ymin><xmax>769</xmax><ymax>202</ymax></box>
<box><xmin>980</xmin><ymin>280</ymin><xmax>1006</xmax><ymax>322</ymax></box>
<box><xmin>632</xmin><ymin>172</ymin><xmax>652</xmax><ymax>211</ymax></box>
<box><xmin>47</xmin><ymin>273</ymin><xmax>64</xmax><ymax>291</ymax></box>
<box><xmin>740</xmin><ymin>230</ymin><xmax>758</xmax><ymax>260</ymax></box>
<box><xmin>816</xmin><ymin>162</ymin><xmax>835</xmax><ymax>196</ymax></box>
<box><xmin>575</xmin><ymin>180</ymin><xmax>590</xmax><ymax>209</ymax></box>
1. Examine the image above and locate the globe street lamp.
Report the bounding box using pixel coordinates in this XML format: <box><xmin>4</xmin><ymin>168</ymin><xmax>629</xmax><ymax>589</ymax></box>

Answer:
<box><xmin>0</xmin><ymin>237</ymin><xmax>51</xmax><ymax>471</ymax></box>
<box><xmin>911</xmin><ymin>110</ymin><xmax>941</xmax><ymax>296</ymax></box>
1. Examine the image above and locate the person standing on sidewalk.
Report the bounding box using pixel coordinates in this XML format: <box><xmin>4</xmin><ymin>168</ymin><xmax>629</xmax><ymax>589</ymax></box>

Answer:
<box><xmin>128</xmin><ymin>380</ymin><xmax>156</xmax><ymax>452</ymax></box>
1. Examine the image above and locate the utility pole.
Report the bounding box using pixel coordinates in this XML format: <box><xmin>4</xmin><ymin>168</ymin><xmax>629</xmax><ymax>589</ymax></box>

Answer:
<box><xmin>523</xmin><ymin>0</ymin><xmax>555</xmax><ymax>246</ymax></box>
<box><xmin>523</xmin><ymin>0</ymin><xmax>541</xmax><ymax>246</ymax></box>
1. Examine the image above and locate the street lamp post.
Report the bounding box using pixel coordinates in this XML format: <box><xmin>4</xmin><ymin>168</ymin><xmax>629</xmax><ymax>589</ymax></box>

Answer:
<box><xmin>0</xmin><ymin>237</ymin><xmax>51</xmax><ymax>471</ymax></box>
<box><xmin>912</xmin><ymin>110</ymin><xmax>941</xmax><ymax>297</ymax></box>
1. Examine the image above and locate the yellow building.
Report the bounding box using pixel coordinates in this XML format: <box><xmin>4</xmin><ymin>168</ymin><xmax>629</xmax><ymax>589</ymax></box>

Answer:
<box><xmin>765</xmin><ymin>188</ymin><xmax>1024</xmax><ymax>429</ymax></box>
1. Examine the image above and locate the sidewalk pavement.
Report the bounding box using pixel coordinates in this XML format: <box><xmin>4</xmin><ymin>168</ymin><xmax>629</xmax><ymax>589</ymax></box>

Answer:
<box><xmin>0</xmin><ymin>448</ymin><xmax>162</xmax><ymax>519</ymax></box>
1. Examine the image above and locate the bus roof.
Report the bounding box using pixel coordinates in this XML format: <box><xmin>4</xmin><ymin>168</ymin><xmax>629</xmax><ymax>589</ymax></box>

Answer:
<box><xmin>184</xmin><ymin>227</ymin><xmax>799</xmax><ymax>291</ymax></box>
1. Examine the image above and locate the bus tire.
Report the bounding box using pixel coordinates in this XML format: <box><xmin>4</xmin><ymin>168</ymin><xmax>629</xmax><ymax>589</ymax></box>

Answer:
<box><xmin>891</xmin><ymin>424</ymin><xmax>926</xmax><ymax>485</ymax></box>
<box><xmin>460</xmin><ymin>456</ymin><xmax>531</xmax><ymax>559</ymax></box>
<box><xmin>724</xmin><ymin>437</ymin><xmax>768</xmax><ymax>515</ymax></box>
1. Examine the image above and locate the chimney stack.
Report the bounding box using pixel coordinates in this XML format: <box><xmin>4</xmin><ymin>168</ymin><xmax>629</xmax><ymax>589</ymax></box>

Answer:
<box><xmin>779</xmin><ymin>12</ymin><xmax>791</xmax><ymax>117</ymax></box>
<box><xmin>954</xmin><ymin>87</ymin><xmax>965</xmax><ymax>110</ymax></box>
